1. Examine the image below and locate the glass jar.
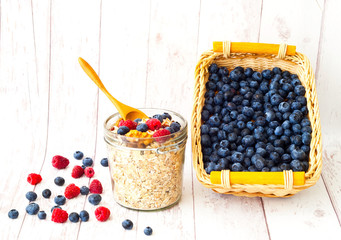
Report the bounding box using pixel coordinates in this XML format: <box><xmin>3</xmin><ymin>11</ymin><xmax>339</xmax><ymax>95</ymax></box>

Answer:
<box><xmin>104</xmin><ymin>108</ymin><xmax>188</xmax><ymax>210</ymax></box>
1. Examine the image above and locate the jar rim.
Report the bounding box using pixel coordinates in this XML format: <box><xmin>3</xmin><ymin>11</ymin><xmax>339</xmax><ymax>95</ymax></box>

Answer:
<box><xmin>103</xmin><ymin>108</ymin><xmax>188</xmax><ymax>149</ymax></box>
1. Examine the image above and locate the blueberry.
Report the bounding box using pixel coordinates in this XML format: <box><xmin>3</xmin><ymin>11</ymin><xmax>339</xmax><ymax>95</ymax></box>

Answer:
<box><xmin>282</xmin><ymin>120</ymin><xmax>291</xmax><ymax>129</ymax></box>
<box><xmin>38</xmin><ymin>211</ymin><xmax>46</xmax><ymax>220</ymax></box>
<box><xmin>54</xmin><ymin>195</ymin><xmax>66</xmax><ymax>205</ymax></box>
<box><xmin>209</xmin><ymin>152</ymin><xmax>220</xmax><ymax>163</ymax></box>
<box><xmin>205</xmin><ymin>162</ymin><xmax>215</xmax><ymax>174</ymax></box>
<box><xmin>74</xmin><ymin>151</ymin><xmax>84</xmax><ymax>160</ymax></box>
<box><xmin>144</xmin><ymin>226</ymin><xmax>153</xmax><ymax>236</ymax></box>
<box><xmin>26</xmin><ymin>191</ymin><xmax>37</xmax><ymax>202</ymax></box>
<box><xmin>208</xmin><ymin>116</ymin><xmax>221</xmax><ymax>127</ymax></box>
<box><xmin>301</xmin><ymin>145</ymin><xmax>310</xmax><ymax>153</ymax></box>
<box><xmin>217</xmin><ymin>147</ymin><xmax>229</xmax><ymax>157</ymax></box>
<box><xmin>220</xmin><ymin>140</ymin><xmax>229</xmax><ymax>148</ymax></box>
<box><xmin>153</xmin><ymin>114</ymin><xmax>164</xmax><ymax>123</ymax></box>
<box><xmin>100</xmin><ymin>157</ymin><xmax>109</xmax><ymax>167</ymax></box>
<box><xmin>217</xmin><ymin>130</ymin><xmax>227</xmax><ymax>140</ymax></box>
<box><xmin>242</xmin><ymin>106</ymin><xmax>254</xmax><ymax>118</ymax></box>
<box><xmin>290</xmin><ymin>160</ymin><xmax>304</xmax><ymax>171</ymax></box>
<box><xmin>8</xmin><ymin>209</ymin><xmax>19</xmax><ymax>219</ymax></box>
<box><xmin>230</xmin><ymin>69</ymin><xmax>243</xmax><ymax>82</ymax></box>
<box><xmin>245</xmin><ymin>68</ymin><xmax>254</xmax><ymax>77</ymax></box>
<box><xmin>292</xmin><ymin>124</ymin><xmax>301</xmax><ymax>134</ymax></box>
<box><xmin>231</xmin><ymin>152</ymin><xmax>244</xmax><ymax>163</ymax></box>
<box><xmin>252</xmin><ymin>72</ymin><xmax>262</xmax><ymax>82</ymax></box>
<box><xmin>51</xmin><ymin>206</ymin><xmax>61</xmax><ymax>213</ymax></box>
<box><xmin>248</xmin><ymin>166</ymin><xmax>257</xmax><ymax>172</ymax></box>
<box><xmin>291</xmin><ymin>102</ymin><xmax>302</xmax><ymax>111</ymax></box>
<box><xmin>228</xmin><ymin>132</ymin><xmax>238</xmax><ymax>142</ymax></box>
<box><xmin>122</xmin><ymin>219</ymin><xmax>134</xmax><ymax>230</ymax></box>
<box><xmin>302</xmin><ymin>133</ymin><xmax>311</xmax><ymax>145</ymax></box>
<box><xmin>231</xmin><ymin>163</ymin><xmax>244</xmax><ymax>171</ymax></box>
<box><xmin>69</xmin><ymin>212</ymin><xmax>80</xmax><ymax>223</ymax></box>
<box><xmin>208</xmin><ymin>63</ymin><xmax>219</xmax><ymax>73</ymax></box>
<box><xmin>241</xmin><ymin>135</ymin><xmax>255</xmax><ymax>147</ymax></box>
<box><xmin>82</xmin><ymin>157</ymin><xmax>93</xmax><ymax>167</ymax></box>
<box><xmin>291</xmin><ymin>149</ymin><xmax>306</xmax><ymax>160</ymax></box>
<box><xmin>88</xmin><ymin>194</ymin><xmax>102</xmax><ymax>205</ymax></box>
<box><xmin>271</xmin><ymin>166</ymin><xmax>281</xmax><ymax>172</ymax></box>
<box><xmin>274</xmin><ymin>126</ymin><xmax>283</xmax><ymax>136</ymax></box>
<box><xmin>255</xmin><ymin>116</ymin><xmax>266</xmax><ymax>127</ymax></box>
<box><xmin>251</xmin><ymin>154</ymin><xmax>266</xmax><ymax>170</ymax></box>
<box><xmin>134</xmin><ymin>118</ymin><xmax>142</xmax><ymax>123</ymax></box>
<box><xmin>162</xmin><ymin>112</ymin><xmax>172</xmax><ymax>120</ymax></box>
<box><xmin>218</xmin><ymin>67</ymin><xmax>229</xmax><ymax>76</ymax></box>
<box><xmin>302</xmin><ymin>126</ymin><xmax>312</xmax><ymax>134</ymax></box>
<box><xmin>270</xmin><ymin>94</ymin><xmax>284</xmax><ymax>106</ymax></box>
<box><xmin>54</xmin><ymin>176</ymin><xmax>65</xmax><ymax>186</ymax></box>
<box><xmin>214</xmin><ymin>93</ymin><xmax>224</xmax><ymax>105</ymax></box>
<box><xmin>136</xmin><ymin>123</ymin><xmax>148</xmax><ymax>132</ymax></box>
<box><xmin>289</xmin><ymin>110</ymin><xmax>303</xmax><ymax>124</ymax></box>
<box><xmin>265</xmin><ymin>110</ymin><xmax>276</xmax><ymax>122</ymax></box>
<box><xmin>256</xmin><ymin>148</ymin><xmax>267</xmax><ymax>157</ymax></box>
<box><xmin>301</xmin><ymin>106</ymin><xmax>308</xmax><ymax>115</ymax></box>
<box><xmin>260</xmin><ymin>81</ymin><xmax>269</xmax><ymax>93</ymax></box>
<box><xmin>280</xmin><ymin>163</ymin><xmax>291</xmax><ymax>170</ymax></box>
<box><xmin>281</xmin><ymin>154</ymin><xmax>292</xmax><ymax>163</ymax></box>
<box><xmin>78</xmin><ymin>210</ymin><xmax>89</xmax><ymax>222</ymax></box>
<box><xmin>209</xmin><ymin>73</ymin><xmax>219</xmax><ymax>83</ymax></box>
<box><xmin>284</xmin><ymin>129</ymin><xmax>293</xmax><ymax>137</ymax></box>
<box><xmin>80</xmin><ymin>186</ymin><xmax>89</xmax><ymax>195</ymax></box>
<box><xmin>269</xmin><ymin>152</ymin><xmax>280</xmax><ymax>162</ymax></box>
<box><xmin>296</xmin><ymin>96</ymin><xmax>307</xmax><ymax>106</ymax></box>
<box><xmin>117</xmin><ymin>126</ymin><xmax>130</xmax><ymax>135</ymax></box>
<box><xmin>295</xmin><ymin>85</ymin><xmax>306</xmax><ymax>96</ymax></box>
<box><xmin>42</xmin><ymin>189</ymin><xmax>51</xmax><ymax>199</ymax></box>
<box><xmin>278</xmin><ymin>102</ymin><xmax>290</xmax><ymax>113</ymax></box>
<box><xmin>291</xmin><ymin>135</ymin><xmax>302</xmax><ymax>146</ymax></box>
<box><xmin>273</xmin><ymin>67</ymin><xmax>282</xmax><ymax>74</ymax></box>
<box><xmin>282</xmin><ymin>83</ymin><xmax>293</xmax><ymax>92</ymax></box>
<box><xmin>26</xmin><ymin>203</ymin><xmax>39</xmax><ymax>215</ymax></box>
<box><xmin>262</xmin><ymin>69</ymin><xmax>273</xmax><ymax>80</ymax></box>
<box><xmin>246</xmin><ymin>121</ymin><xmax>255</xmax><ymax>131</ymax></box>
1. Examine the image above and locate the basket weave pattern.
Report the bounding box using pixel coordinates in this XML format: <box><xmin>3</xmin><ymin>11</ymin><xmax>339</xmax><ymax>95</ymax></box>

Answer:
<box><xmin>191</xmin><ymin>43</ymin><xmax>322</xmax><ymax>197</ymax></box>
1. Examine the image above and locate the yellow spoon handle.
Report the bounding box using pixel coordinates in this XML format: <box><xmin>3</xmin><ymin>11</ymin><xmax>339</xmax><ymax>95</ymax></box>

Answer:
<box><xmin>78</xmin><ymin>57</ymin><xmax>121</xmax><ymax>108</ymax></box>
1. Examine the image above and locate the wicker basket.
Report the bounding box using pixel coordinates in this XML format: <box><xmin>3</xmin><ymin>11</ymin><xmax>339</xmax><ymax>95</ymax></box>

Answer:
<box><xmin>191</xmin><ymin>41</ymin><xmax>322</xmax><ymax>197</ymax></box>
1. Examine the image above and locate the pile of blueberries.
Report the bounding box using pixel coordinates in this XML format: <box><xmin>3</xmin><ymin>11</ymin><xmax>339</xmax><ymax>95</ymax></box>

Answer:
<box><xmin>201</xmin><ymin>64</ymin><xmax>312</xmax><ymax>173</ymax></box>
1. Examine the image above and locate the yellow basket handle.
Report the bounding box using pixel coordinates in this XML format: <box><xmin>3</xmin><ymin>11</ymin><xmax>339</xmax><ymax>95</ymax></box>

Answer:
<box><xmin>213</xmin><ymin>41</ymin><xmax>296</xmax><ymax>58</ymax></box>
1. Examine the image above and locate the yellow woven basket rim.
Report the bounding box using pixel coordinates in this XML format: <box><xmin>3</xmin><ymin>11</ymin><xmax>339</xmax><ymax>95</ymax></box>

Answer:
<box><xmin>191</xmin><ymin>43</ymin><xmax>323</xmax><ymax>197</ymax></box>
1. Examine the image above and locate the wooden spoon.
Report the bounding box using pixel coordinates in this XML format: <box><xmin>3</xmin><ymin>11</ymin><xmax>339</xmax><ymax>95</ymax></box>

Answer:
<box><xmin>78</xmin><ymin>57</ymin><xmax>148</xmax><ymax>120</ymax></box>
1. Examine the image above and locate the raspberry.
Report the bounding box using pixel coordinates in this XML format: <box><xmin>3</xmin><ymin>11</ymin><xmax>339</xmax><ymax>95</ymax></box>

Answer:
<box><xmin>146</xmin><ymin>118</ymin><xmax>162</xmax><ymax>131</ymax></box>
<box><xmin>95</xmin><ymin>206</ymin><xmax>110</xmax><ymax>222</ymax></box>
<box><xmin>27</xmin><ymin>173</ymin><xmax>42</xmax><ymax>185</ymax></box>
<box><xmin>71</xmin><ymin>165</ymin><xmax>84</xmax><ymax>178</ymax></box>
<box><xmin>51</xmin><ymin>208</ymin><xmax>68</xmax><ymax>223</ymax></box>
<box><xmin>52</xmin><ymin>155</ymin><xmax>70</xmax><ymax>169</ymax></box>
<box><xmin>152</xmin><ymin>129</ymin><xmax>171</xmax><ymax>143</ymax></box>
<box><xmin>84</xmin><ymin>167</ymin><xmax>95</xmax><ymax>178</ymax></box>
<box><xmin>118</xmin><ymin>119</ymin><xmax>137</xmax><ymax>130</ymax></box>
<box><xmin>89</xmin><ymin>179</ymin><xmax>103</xmax><ymax>194</ymax></box>
<box><xmin>64</xmin><ymin>183</ymin><xmax>80</xmax><ymax>199</ymax></box>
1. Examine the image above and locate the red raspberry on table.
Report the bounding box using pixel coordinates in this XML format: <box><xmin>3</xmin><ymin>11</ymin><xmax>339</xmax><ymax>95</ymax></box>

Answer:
<box><xmin>118</xmin><ymin>119</ymin><xmax>137</xmax><ymax>130</ymax></box>
<box><xmin>84</xmin><ymin>167</ymin><xmax>95</xmax><ymax>178</ymax></box>
<box><xmin>146</xmin><ymin>118</ymin><xmax>162</xmax><ymax>131</ymax></box>
<box><xmin>64</xmin><ymin>183</ymin><xmax>80</xmax><ymax>199</ymax></box>
<box><xmin>51</xmin><ymin>208</ymin><xmax>68</xmax><ymax>223</ymax></box>
<box><xmin>71</xmin><ymin>165</ymin><xmax>84</xmax><ymax>178</ymax></box>
<box><xmin>153</xmin><ymin>129</ymin><xmax>171</xmax><ymax>143</ymax></box>
<box><xmin>89</xmin><ymin>179</ymin><xmax>103</xmax><ymax>194</ymax></box>
<box><xmin>52</xmin><ymin>155</ymin><xmax>70</xmax><ymax>169</ymax></box>
<box><xmin>27</xmin><ymin>173</ymin><xmax>42</xmax><ymax>185</ymax></box>
<box><xmin>95</xmin><ymin>206</ymin><xmax>110</xmax><ymax>222</ymax></box>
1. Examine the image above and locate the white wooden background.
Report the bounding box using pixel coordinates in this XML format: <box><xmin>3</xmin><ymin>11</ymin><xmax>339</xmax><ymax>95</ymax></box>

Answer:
<box><xmin>1</xmin><ymin>0</ymin><xmax>341</xmax><ymax>239</ymax></box>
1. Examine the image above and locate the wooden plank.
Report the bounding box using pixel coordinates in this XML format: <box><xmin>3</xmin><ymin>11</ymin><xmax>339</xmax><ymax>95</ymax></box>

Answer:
<box><xmin>194</xmin><ymin>1</ymin><xmax>270</xmax><ymax>239</ymax></box>
<box><xmin>259</xmin><ymin>0</ymin><xmax>324</xmax><ymax>69</ymax></box>
<box><xmin>77</xmin><ymin>0</ymin><xmax>151</xmax><ymax>239</ymax></box>
<box><xmin>17</xmin><ymin>0</ymin><xmax>101</xmax><ymax>239</ymax></box>
<box><xmin>0</xmin><ymin>0</ymin><xmax>49</xmax><ymax>239</ymax></box>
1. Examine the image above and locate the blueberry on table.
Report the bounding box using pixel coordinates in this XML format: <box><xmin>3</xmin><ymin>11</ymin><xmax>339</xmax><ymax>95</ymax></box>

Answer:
<box><xmin>80</xmin><ymin>186</ymin><xmax>90</xmax><ymax>195</ymax></box>
<box><xmin>73</xmin><ymin>151</ymin><xmax>84</xmax><ymax>160</ymax></box>
<box><xmin>25</xmin><ymin>191</ymin><xmax>37</xmax><ymax>202</ymax></box>
<box><xmin>8</xmin><ymin>209</ymin><xmax>19</xmax><ymax>219</ymax></box>
<box><xmin>82</xmin><ymin>157</ymin><xmax>93</xmax><ymax>167</ymax></box>
<box><xmin>38</xmin><ymin>211</ymin><xmax>46</xmax><ymax>220</ymax></box>
<box><xmin>122</xmin><ymin>219</ymin><xmax>134</xmax><ymax>230</ymax></box>
<box><xmin>54</xmin><ymin>176</ymin><xmax>65</xmax><ymax>186</ymax></box>
<box><xmin>42</xmin><ymin>189</ymin><xmax>51</xmax><ymax>198</ymax></box>
<box><xmin>144</xmin><ymin>226</ymin><xmax>153</xmax><ymax>236</ymax></box>
<box><xmin>26</xmin><ymin>203</ymin><xmax>39</xmax><ymax>215</ymax></box>
<box><xmin>88</xmin><ymin>194</ymin><xmax>102</xmax><ymax>205</ymax></box>
<box><xmin>69</xmin><ymin>212</ymin><xmax>80</xmax><ymax>223</ymax></box>
<box><xmin>100</xmin><ymin>157</ymin><xmax>109</xmax><ymax>167</ymax></box>
<box><xmin>79</xmin><ymin>210</ymin><xmax>89</xmax><ymax>222</ymax></box>
<box><xmin>54</xmin><ymin>195</ymin><xmax>66</xmax><ymax>205</ymax></box>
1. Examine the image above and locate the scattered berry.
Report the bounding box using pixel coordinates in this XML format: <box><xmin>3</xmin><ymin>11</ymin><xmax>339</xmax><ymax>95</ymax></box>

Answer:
<box><xmin>79</xmin><ymin>210</ymin><xmax>89</xmax><ymax>222</ymax></box>
<box><xmin>100</xmin><ymin>158</ymin><xmax>108</xmax><ymax>167</ymax></box>
<box><xmin>51</xmin><ymin>208</ymin><xmax>68</xmax><ymax>223</ymax></box>
<box><xmin>89</xmin><ymin>179</ymin><xmax>103</xmax><ymax>194</ymax></box>
<box><xmin>42</xmin><ymin>189</ymin><xmax>52</xmax><ymax>198</ymax></box>
<box><xmin>71</xmin><ymin>165</ymin><xmax>84</xmax><ymax>178</ymax></box>
<box><xmin>117</xmin><ymin>126</ymin><xmax>130</xmax><ymax>135</ymax></box>
<box><xmin>69</xmin><ymin>212</ymin><xmax>80</xmax><ymax>223</ymax></box>
<box><xmin>136</xmin><ymin>123</ymin><xmax>149</xmax><ymax>132</ymax></box>
<box><xmin>64</xmin><ymin>183</ymin><xmax>80</xmax><ymax>199</ymax></box>
<box><xmin>146</xmin><ymin>118</ymin><xmax>162</xmax><ymax>131</ymax></box>
<box><xmin>54</xmin><ymin>176</ymin><xmax>65</xmax><ymax>186</ymax></box>
<box><xmin>88</xmin><ymin>194</ymin><xmax>102</xmax><ymax>205</ymax></box>
<box><xmin>73</xmin><ymin>151</ymin><xmax>84</xmax><ymax>160</ymax></box>
<box><xmin>26</xmin><ymin>203</ymin><xmax>40</xmax><ymax>215</ymax></box>
<box><xmin>54</xmin><ymin>195</ymin><xmax>66</xmax><ymax>205</ymax></box>
<box><xmin>144</xmin><ymin>226</ymin><xmax>153</xmax><ymax>236</ymax></box>
<box><xmin>122</xmin><ymin>219</ymin><xmax>133</xmax><ymax>230</ymax></box>
<box><xmin>25</xmin><ymin>191</ymin><xmax>37</xmax><ymax>201</ymax></box>
<box><xmin>84</xmin><ymin>167</ymin><xmax>95</xmax><ymax>178</ymax></box>
<box><xmin>118</xmin><ymin>119</ymin><xmax>137</xmax><ymax>130</ymax></box>
<box><xmin>152</xmin><ymin>129</ymin><xmax>171</xmax><ymax>143</ymax></box>
<box><xmin>38</xmin><ymin>211</ymin><xmax>46</xmax><ymax>220</ymax></box>
<box><xmin>51</xmin><ymin>206</ymin><xmax>61</xmax><ymax>213</ymax></box>
<box><xmin>95</xmin><ymin>206</ymin><xmax>110</xmax><ymax>222</ymax></box>
<box><xmin>52</xmin><ymin>155</ymin><xmax>70</xmax><ymax>169</ymax></box>
<box><xmin>27</xmin><ymin>173</ymin><xmax>42</xmax><ymax>185</ymax></box>
<box><xmin>82</xmin><ymin>157</ymin><xmax>93</xmax><ymax>167</ymax></box>
<box><xmin>8</xmin><ymin>209</ymin><xmax>19</xmax><ymax>219</ymax></box>
<box><xmin>80</xmin><ymin>186</ymin><xmax>90</xmax><ymax>195</ymax></box>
